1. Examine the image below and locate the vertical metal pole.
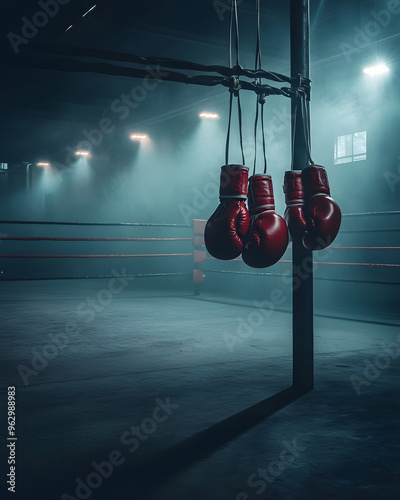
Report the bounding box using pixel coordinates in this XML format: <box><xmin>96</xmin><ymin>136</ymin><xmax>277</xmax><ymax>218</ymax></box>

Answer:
<box><xmin>290</xmin><ymin>0</ymin><xmax>313</xmax><ymax>391</ymax></box>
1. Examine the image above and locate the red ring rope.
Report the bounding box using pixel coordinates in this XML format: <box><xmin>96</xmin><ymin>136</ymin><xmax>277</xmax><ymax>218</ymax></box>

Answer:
<box><xmin>2</xmin><ymin>238</ymin><xmax>396</xmax><ymax>249</ymax></box>
<box><xmin>0</xmin><ymin>254</ymin><xmax>193</xmax><ymax>258</ymax></box>
<box><xmin>205</xmin><ymin>257</ymin><xmax>400</xmax><ymax>268</ymax></box>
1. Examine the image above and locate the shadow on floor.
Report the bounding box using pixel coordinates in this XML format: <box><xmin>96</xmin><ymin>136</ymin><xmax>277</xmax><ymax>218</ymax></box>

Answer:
<box><xmin>105</xmin><ymin>384</ymin><xmax>311</xmax><ymax>499</ymax></box>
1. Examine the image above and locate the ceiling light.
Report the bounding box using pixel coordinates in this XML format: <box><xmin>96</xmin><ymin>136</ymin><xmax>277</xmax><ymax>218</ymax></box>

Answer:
<box><xmin>130</xmin><ymin>134</ymin><xmax>148</xmax><ymax>141</ymax></box>
<box><xmin>75</xmin><ymin>151</ymin><xmax>90</xmax><ymax>157</ymax></box>
<box><xmin>363</xmin><ymin>64</ymin><xmax>389</xmax><ymax>76</ymax></box>
<box><xmin>199</xmin><ymin>112</ymin><xmax>220</xmax><ymax>120</ymax></box>
<box><xmin>37</xmin><ymin>162</ymin><xmax>50</xmax><ymax>167</ymax></box>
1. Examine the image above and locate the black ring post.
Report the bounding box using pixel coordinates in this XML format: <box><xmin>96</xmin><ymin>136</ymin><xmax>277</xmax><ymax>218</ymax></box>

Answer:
<box><xmin>290</xmin><ymin>0</ymin><xmax>314</xmax><ymax>392</ymax></box>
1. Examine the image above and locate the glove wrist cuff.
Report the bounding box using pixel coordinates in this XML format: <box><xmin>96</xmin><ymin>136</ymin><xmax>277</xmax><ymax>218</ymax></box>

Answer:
<box><xmin>283</xmin><ymin>171</ymin><xmax>304</xmax><ymax>204</ymax></box>
<box><xmin>248</xmin><ymin>174</ymin><xmax>275</xmax><ymax>213</ymax></box>
<box><xmin>302</xmin><ymin>165</ymin><xmax>331</xmax><ymax>197</ymax></box>
<box><xmin>219</xmin><ymin>165</ymin><xmax>249</xmax><ymax>198</ymax></box>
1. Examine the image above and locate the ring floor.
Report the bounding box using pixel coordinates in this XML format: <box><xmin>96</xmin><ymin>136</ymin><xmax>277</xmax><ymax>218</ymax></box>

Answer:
<box><xmin>1</xmin><ymin>280</ymin><xmax>399</xmax><ymax>500</ymax></box>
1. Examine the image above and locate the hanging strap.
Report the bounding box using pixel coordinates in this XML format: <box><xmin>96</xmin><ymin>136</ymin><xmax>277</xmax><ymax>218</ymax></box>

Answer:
<box><xmin>253</xmin><ymin>0</ymin><xmax>268</xmax><ymax>175</ymax></box>
<box><xmin>260</xmin><ymin>98</ymin><xmax>267</xmax><ymax>173</ymax></box>
<box><xmin>253</xmin><ymin>97</ymin><xmax>259</xmax><ymax>174</ymax></box>
<box><xmin>301</xmin><ymin>90</ymin><xmax>314</xmax><ymax>165</ymax></box>
<box><xmin>255</xmin><ymin>0</ymin><xmax>262</xmax><ymax>71</ymax></box>
<box><xmin>225</xmin><ymin>92</ymin><xmax>234</xmax><ymax>165</ymax></box>
<box><xmin>291</xmin><ymin>89</ymin><xmax>314</xmax><ymax>169</ymax></box>
<box><xmin>237</xmin><ymin>92</ymin><xmax>245</xmax><ymax>165</ymax></box>
<box><xmin>225</xmin><ymin>0</ymin><xmax>245</xmax><ymax>166</ymax></box>
<box><xmin>291</xmin><ymin>93</ymin><xmax>299</xmax><ymax>171</ymax></box>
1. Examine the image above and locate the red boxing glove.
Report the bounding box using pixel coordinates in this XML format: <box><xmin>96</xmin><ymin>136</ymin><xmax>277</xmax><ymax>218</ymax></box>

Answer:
<box><xmin>242</xmin><ymin>174</ymin><xmax>288</xmax><ymax>268</ymax></box>
<box><xmin>204</xmin><ymin>165</ymin><xmax>250</xmax><ymax>260</ymax></box>
<box><xmin>301</xmin><ymin>164</ymin><xmax>341</xmax><ymax>250</ymax></box>
<box><xmin>283</xmin><ymin>170</ymin><xmax>307</xmax><ymax>243</ymax></box>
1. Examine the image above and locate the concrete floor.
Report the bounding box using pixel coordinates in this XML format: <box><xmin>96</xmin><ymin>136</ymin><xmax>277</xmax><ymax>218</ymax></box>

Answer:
<box><xmin>1</xmin><ymin>280</ymin><xmax>399</xmax><ymax>500</ymax></box>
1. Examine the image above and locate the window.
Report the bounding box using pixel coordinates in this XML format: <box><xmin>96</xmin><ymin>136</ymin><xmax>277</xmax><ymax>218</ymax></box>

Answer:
<box><xmin>0</xmin><ymin>163</ymin><xmax>7</xmax><ymax>170</ymax></box>
<box><xmin>334</xmin><ymin>131</ymin><xmax>367</xmax><ymax>164</ymax></box>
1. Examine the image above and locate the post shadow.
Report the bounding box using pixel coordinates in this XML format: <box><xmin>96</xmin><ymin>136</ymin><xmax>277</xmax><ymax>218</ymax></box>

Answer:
<box><xmin>109</xmin><ymin>384</ymin><xmax>312</xmax><ymax>498</ymax></box>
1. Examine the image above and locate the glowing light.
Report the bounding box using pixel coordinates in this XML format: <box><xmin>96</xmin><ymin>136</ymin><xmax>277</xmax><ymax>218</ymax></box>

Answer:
<box><xmin>75</xmin><ymin>151</ymin><xmax>90</xmax><ymax>157</ymax></box>
<box><xmin>82</xmin><ymin>5</ymin><xmax>96</xmax><ymax>17</ymax></box>
<box><xmin>130</xmin><ymin>134</ymin><xmax>149</xmax><ymax>141</ymax></box>
<box><xmin>64</xmin><ymin>25</ymin><xmax>73</xmax><ymax>33</ymax></box>
<box><xmin>199</xmin><ymin>112</ymin><xmax>220</xmax><ymax>120</ymax></box>
<box><xmin>363</xmin><ymin>64</ymin><xmax>389</xmax><ymax>76</ymax></box>
<box><xmin>37</xmin><ymin>162</ymin><xmax>50</xmax><ymax>167</ymax></box>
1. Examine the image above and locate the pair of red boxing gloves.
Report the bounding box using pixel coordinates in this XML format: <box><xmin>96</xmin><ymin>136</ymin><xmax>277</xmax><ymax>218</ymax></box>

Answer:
<box><xmin>204</xmin><ymin>164</ymin><xmax>341</xmax><ymax>268</ymax></box>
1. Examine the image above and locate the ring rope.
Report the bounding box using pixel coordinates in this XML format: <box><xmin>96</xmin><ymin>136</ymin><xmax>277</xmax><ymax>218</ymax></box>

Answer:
<box><xmin>27</xmin><ymin>43</ymin><xmax>294</xmax><ymax>84</ymax></box>
<box><xmin>6</xmin><ymin>53</ymin><xmax>298</xmax><ymax>99</ymax></box>
<box><xmin>327</xmin><ymin>246</ymin><xmax>400</xmax><ymax>251</ymax></box>
<box><xmin>340</xmin><ymin>228</ymin><xmax>400</xmax><ymax>233</ymax></box>
<box><xmin>0</xmin><ymin>273</ymin><xmax>191</xmax><ymax>282</ymax></box>
<box><xmin>0</xmin><ymin>220</ymin><xmax>190</xmax><ymax>228</ymax></box>
<box><xmin>312</xmin><ymin>262</ymin><xmax>400</xmax><ymax>268</ymax></box>
<box><xmin>0</xmin><ymin>237</ymin><xmax>192</xmax><ymax>242</ymax></box>
<box><xmin>0</xmin><ymin>253</ymin><xmax>193</xmax><ymax>259</ymax></box>
<box><xmin>205</xmin><ymin>257</ymin><xmax>400</xmax><ymax>268</ymax></box>
<box><xmin>202</xmin><ymin>270</ymin><xmax>400</xmax><ymax>286</ymax></box>
<box><xmin>343</xmin><ymin>211</ymin><xmax>400</xmax><ymax>217</ymax></box>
